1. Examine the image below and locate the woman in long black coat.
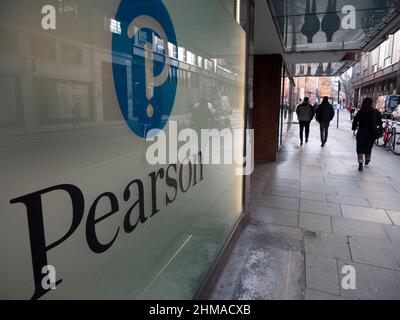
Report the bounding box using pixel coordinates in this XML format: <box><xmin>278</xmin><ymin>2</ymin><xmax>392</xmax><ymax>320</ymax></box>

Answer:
<box><xmin>352</xmin><ymin>98</ymin><xmax>383</xmax><ymax>171</ymax></box>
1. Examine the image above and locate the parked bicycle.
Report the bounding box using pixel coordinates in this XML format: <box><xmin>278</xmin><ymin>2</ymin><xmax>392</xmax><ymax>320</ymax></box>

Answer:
<box><xmin>375</xmin><ymin>119</ymin><xmax>400</xmax><ymax>155</ymax></box>
<box><xmin>389</xmin><ymin>124</ymin><xmax>400</xmax><ymax>155</ymax></box>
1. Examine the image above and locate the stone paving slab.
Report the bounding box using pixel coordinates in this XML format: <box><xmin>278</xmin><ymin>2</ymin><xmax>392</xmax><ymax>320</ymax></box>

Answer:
<box><xmin>357</xmin><ymin>182</ymin><xmax>398</xmax><ymax>192</ymax></box>
<box><xmin>252</xmin><ymin>206</ymin><xmax>299</xmax><ymax>227</ymax></box>
<box><xmin>300</xmin><ymin>191</ymin><xmax>327</xmax><ymax>202</ymax></box>
<box><xmin>360</xmin><ymin>175</ymin><xmax>394</xmax><ymax>184</ymax></box>
<box><xmin>231</xmin><ymin>247</ymin><xmax>301</xmax><ymax>300</ymax></box>
<box><xmin>305</xmin><ymin>254</ymin><xmax>340</xmax><ymax>295</ymax></box>
<box><xmin>300</xmin><ymin>184</ymin><xmax>337</xmax><ymax>194</ymax></box>
<box><xmin>269</xmin><ymin>171</ymin><xmax>300</xmax><ymax>178</ymax></box>
<box><xmin>300</xmin><ymin>177</ymin><xmax>326</xmax><ymax>185</ymax></box>
<box><xmin>263</xmin><ymin>185</ymin><xmax>300</xmax><ymax>198</ymax></box>
<box><xmin>367</xmin><ymin>199</ymin><xmax>400</xmax><ymax>211</ymax></box>
<box><xmin>324</xmin><ymin>179</ymin><xmax>359</xmax><ymax>189</ymax></box>
<box><xmin>300</xmin><ymin>191</ymin><xmax>327</xmax><ymax>201</ymax></box>
<box><xmin>341</xmin><ymin>205</ymin><xmax>392</xmax><ymax>224</ymax></box>
<box><xmin>305</xmin><ymin>288</ymin><xmax>347</xmax><ymax>300</ymax></box>
<box><xmin>332</xmin><ymin>217</ymin><xmax>390</xmax><ymax>242</ymax></box>
<box><xmin>387</xmin><ymin>210</ymin><xmax>400</xmax><ymax>225</ymax></box>
<box><xmin>247</xmin><ymin>222</ymin><xmax>303</xmax><ymax>241</ymax></box>
<box><xmin>242</xmin><ymin>230</ymin><xmax>303</xmax><ymax>255</ymax></box>
<box><xmin>337</xmin><ymin>260</ymin><xmax>400</xmax><ymax>300</ymax></box>
<box><xmin>300</xmin><ymin>171</ymin><xmax>328</xmax><ymax>178</ymax></box>
<box><xmin>392</xmin><ymin>184</ymin><xmax>400</xmax><ymax>193</ymax></box>
<box><xmin>257</xmin><ymin>195</ymin><xmax>300</xmax><ymax>211</ymax></box>
<box><xmin>349</xmin><ymin>237</ymin><xmax>400</xmax><ymax>271</ymax></box>
<box><xmin>211</xmin><ymin>227</ymin><xmax>303</xmax><ymax>300</ymax></box>
<box><xmin>365</xmin><ymin>188</ymin><xmax>400</xmax><ymax>196</ymax></box>
<box><xmin>330</xmin><ymin>173</ymin><xmax>361</xmax><ymax>180</ymax></box>
<box><xmin>327</xmin><ymin>195</ymin><xmax>370</xmax><ymax>207</ymax></box>
<box><xmin>300</xmin><ymin>199</ymin><xmax>342</xmax><ymax>217</ymax></box>
<box><xmin>305</xmin><ymin>232</ymin><xmax>351</xmax><ymax>260</ymax></box>
<box><xmin>334</xmin><ymin>188</ymin><xmax>371</xmax><ymax>198</ymax></box>
<box><xmin>267</xmin><ymin>177</ymin><xmax>300</xmax><ymax>188</ymax></box>
<box><xmin>383</xmin><ymin>225</ymin><xmax>400</xmax><ymax>243</ymax></box>
<box><xmin>299</xmin><ymin>212</ymin><xmax>332</xmax><ymax>233</ymax></box>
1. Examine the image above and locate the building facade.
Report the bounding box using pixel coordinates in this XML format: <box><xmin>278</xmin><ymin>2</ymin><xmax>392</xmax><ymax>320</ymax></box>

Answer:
<box><xmin>352</xmin><ymin>29</ymin><xmax>400</xmax><ymax>107</ymax></box>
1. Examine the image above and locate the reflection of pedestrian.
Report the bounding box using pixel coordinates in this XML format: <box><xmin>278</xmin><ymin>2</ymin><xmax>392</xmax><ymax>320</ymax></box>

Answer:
<box><xmin>191</xmin><ymin>98</ymin><xmax>214</xmax><ymax>133</ymax></box>
<box><xmin>71</xmin><ymin>102</ymin><xmax>82</xmax><ymax>127</ymax></box>
<box><xmin>352</xmin><ymin>97</ymin><xmax>383</xmax><ymax>172</ymax></box>
<box><xmin>316</xmin><ymin>96</ymin><xmax>335</xmax><ymax>147</ymax></box>
<box><xmin>296</xmin><ymin>97</ymin><xmax>314</xmax><ymax>145</ymax></box>
<box><xmin>191</xmin><ymin>98</ymin><xmax>214</xmax><ymax>152</ymax></box>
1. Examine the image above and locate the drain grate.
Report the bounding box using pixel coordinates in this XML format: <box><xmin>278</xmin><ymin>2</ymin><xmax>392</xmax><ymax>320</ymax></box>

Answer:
<box><xmin>304</xmin><ymin>230</ymin><xmax>317</xmax><ymax>238</ymax></box>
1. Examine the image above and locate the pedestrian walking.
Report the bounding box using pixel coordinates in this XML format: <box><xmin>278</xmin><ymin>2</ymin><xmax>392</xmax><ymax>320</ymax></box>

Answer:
<box><xmin>296</xmin><ymin>97</ymin><xmax>315</xmax><ymax>145</ymax></box>
<box><xmin>191</xmin><ymin>97</ymin><xmax>214</xmax><ymax>132</ymax></box>
<box><xmin>71</xmin><ymin>102</ymin><xmax>82</xmax><ymax>128</ymax></box>
<box><xmin>348</xmin><ymin>102</ymin><xmax>356</xmax><ymax>120</ymax></box>
<box><xmin>315</xmin><ymin>96</ymin><xmax>335</xmax><ymax>147</ymax></box>
<box><xmin>351</xmin><ymin>97</ymin><xmax>383</xmax><ymax>172</ymax></box>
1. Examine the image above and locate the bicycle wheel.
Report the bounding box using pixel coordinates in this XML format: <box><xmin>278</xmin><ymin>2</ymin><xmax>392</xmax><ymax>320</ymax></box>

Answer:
<box><xmin>389</xmin><ymin>132</ymin><xmax>400</xmax><ymax>155</ymax></box>
<box><xmin>375</xmin><ymin>135</ymin><xmax>385</xmax><ymax>147</ymax></box>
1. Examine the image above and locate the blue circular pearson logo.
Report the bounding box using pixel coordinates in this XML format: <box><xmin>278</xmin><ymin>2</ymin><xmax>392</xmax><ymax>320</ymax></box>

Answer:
<box><xmin>112</xmin><ymin>0</ymin><xmax>178</xmax><ymax>138</ymax></box>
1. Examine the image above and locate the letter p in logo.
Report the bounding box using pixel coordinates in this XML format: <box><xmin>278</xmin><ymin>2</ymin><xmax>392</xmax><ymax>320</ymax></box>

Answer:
<box><xmin>112</xmin><ymin>0</ymin><xmax>178</xmax><ymax>138</ymax></box>
<box><xmin>128</xmin><ymin>16</ymin><xmax>171</xmax><ymax>120</ymax></box>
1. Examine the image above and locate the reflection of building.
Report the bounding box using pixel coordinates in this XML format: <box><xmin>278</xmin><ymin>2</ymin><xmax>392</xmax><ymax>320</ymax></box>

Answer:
<box><xmin>352</xmin><ymin>29</ymin><xmax>400</xmax><ymax>104</ymax></box>
<box><xmin>0</xmin><ymin>1</ymin><xmax>244</xmax><ymax>135</ymax></box>
<box><xmin>294</xmin><ymin>77</ymin><xmax>334</xmax><ymax>104</ymax></box>
<box><xmin>278</xmin><ymin>69</ymin><xmax>295</xmax><ymax>147</ymax></box>
<box><xmin>318</xmin><ymin>78</ymin><xmax>335</xmax><ymax>100</ymax></box>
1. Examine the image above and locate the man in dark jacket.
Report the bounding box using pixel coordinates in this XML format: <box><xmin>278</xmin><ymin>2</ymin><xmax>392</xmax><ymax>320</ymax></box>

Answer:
<box><xmin>316</xmin><ymin>96</ymin><xmax>335</xmax><ymax>147</ymax></box>
<box><xmin>296</xmin><ymin>97</ymin><xmax>315</xmax><ymax>145</ymax></box>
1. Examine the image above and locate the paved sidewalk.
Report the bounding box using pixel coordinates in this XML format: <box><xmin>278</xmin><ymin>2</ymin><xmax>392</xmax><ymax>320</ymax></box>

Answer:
<box><xmin>211</xmin><ymin>111</ymin><xmax>400</xmax><ymax>300</ymax></box>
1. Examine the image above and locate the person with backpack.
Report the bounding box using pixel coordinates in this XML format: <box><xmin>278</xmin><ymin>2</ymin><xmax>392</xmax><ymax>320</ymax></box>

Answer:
<box><xmin>352</xmin><ymin>97</ymin><xmax>383</xmax><ymax>171</ymax></box>
<box><xmin>296</xmin><ymin>97</ymin><xmax>315</xmax><ymax>145</ymax></box>
<box><xmin>315</xmin><ymin>96</ymin><xmax>335</xmax><ymax>147</ymax></box>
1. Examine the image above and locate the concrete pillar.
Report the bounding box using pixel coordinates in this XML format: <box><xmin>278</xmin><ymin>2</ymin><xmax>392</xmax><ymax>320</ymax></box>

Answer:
<box><xmin>252</xmin><ymin>54</ymin><xmax>283</xmax><ymax>161</ymax></box>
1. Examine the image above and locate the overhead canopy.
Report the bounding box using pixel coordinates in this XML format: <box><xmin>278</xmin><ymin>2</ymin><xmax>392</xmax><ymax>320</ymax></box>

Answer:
<box><xmin>265</xmin><ymin>0</ymin><xmax>400</xmax><ymax>76</ymax></box>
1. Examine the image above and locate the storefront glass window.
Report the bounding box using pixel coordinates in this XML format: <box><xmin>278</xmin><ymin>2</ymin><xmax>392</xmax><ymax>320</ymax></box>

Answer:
<box><xmin>0</xmin><ymin>0</ymin><xmax>249</xmax><ymax>300</ymax></box>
